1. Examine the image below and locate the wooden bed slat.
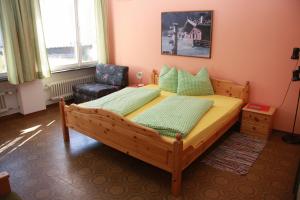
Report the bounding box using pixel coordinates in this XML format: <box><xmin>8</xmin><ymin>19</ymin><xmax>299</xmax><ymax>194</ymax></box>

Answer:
<box><xmin>60</xmin><ymin>98</ymin><xmax>69</xmax><ymax>142</ymax></box>
<box><xmin>172</xmin><ymin>134</ymin><xmax>183</xmax><ymax>196</ymax></box>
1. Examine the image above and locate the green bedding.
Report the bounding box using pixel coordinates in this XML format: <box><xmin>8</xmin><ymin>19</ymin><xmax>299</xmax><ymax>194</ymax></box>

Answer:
<box><xmin>132</xmin><ymin>96</ymin><xmax>213</xmax><ymax>138</ymax></box>
<box><xmin>79</xmin><ymin>87</ymin><xmax>160</xmax><ymax>116</ymax></box>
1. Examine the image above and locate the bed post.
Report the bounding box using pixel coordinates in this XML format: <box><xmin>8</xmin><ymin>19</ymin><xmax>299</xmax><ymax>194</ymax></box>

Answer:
<box><xmin>59</xmin><ymin>98</ymin><xmax>69</xmax><ymax>142</ymax></box>
<box><xmin>151</xmin><ymin>70</ymin><xmax>159</xmax><ymax>84</ymax></box>
<box><xmin>243</xmin><ymin>81</ymin><xmax>250</xmax><ymax>104</ymax></box>
<box><xmin>171</xmin><ymin>133</ymin><xmax>183</xmax><ymax>196</ymax></box>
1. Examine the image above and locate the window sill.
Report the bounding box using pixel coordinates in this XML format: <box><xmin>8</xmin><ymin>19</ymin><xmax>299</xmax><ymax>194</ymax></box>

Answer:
<box><xmin>0</xmin><ymin>65</ymin><xmax>96</xmax><ymax>83</ymax></box>
<box><xmin>50</xmin><ymin>65</ymin><xmax>96</xmax><ymax>74</ymax></box>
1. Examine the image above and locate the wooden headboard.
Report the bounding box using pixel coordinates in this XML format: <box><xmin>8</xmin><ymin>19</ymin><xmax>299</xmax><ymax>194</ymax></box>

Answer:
<box><xmin>151</xmin><ymin>70</ymin><xmax>250</xmax><ymax>103</ymax></box>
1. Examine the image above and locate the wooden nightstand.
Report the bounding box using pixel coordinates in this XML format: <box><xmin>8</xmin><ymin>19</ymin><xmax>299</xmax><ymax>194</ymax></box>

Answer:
<box><xmin>241</xmin><ymin>104</ymin><xmax>276</xmax><ymax>140</ymax></box>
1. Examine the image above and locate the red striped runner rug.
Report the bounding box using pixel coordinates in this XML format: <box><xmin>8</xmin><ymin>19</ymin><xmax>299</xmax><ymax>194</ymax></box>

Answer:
<box><xmin>201</xmin><ymin>132</ymin><xmax>267</xmax><ymax>175</ymax></box>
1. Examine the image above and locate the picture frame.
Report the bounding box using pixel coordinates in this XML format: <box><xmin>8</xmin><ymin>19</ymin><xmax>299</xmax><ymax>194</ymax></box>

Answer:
<box><xmin>161</xmin><ymin>11</ymin><xmax>213</xmax><ymax>58</ymax></box>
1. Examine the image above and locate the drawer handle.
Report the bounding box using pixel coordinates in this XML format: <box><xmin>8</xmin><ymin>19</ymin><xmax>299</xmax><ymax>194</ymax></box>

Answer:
<box><xmin>252</xmin><ymin>126</ymin><xmax>256</xmax><ymax>131</ymax></box>
<box><xmin>254</xmin><ymin>117</ymin><xmax>259</xmax><ymax>122</ymax></box>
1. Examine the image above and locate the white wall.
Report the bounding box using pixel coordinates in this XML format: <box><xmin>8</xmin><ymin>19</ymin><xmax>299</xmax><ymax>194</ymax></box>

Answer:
<box><xmin>17</xmin><ymin>80</ymin><xmax>46</xmax><ymax>115</ymax></box>
<box><xmin>0</xmin><ymin>68</ymin><xmax>95</xmax><ymax>117</ymax></box>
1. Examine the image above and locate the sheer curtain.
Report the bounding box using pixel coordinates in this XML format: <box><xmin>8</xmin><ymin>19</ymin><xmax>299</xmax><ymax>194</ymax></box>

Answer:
<box><xmin>95</xmin><ymin>0</ymin><xmax>109</xmax><ymax>64</ymax></box>
<box><xmin>0</xmin><ymin>0</ymin><xmax>50</xmax><ymax>85</ymax></box>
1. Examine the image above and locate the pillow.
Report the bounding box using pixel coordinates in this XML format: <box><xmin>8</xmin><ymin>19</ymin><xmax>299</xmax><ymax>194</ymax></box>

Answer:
<box><xmin>196</xmin><ymin>68</ymin><xmax>215</xmax><ymax>95</ymax></box>
<box><xmin>177</xmin><ymin>68</ymin><xmax>214</xmax><ymax>96</ymax></box>
<box><xmin>159</xmin><ymin>65</ymin><xmax>178</xmax><ymax>93</ymax></box>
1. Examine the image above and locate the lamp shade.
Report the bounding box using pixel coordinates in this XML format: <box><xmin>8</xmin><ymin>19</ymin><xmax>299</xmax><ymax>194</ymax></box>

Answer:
<box><xmin>136</xmin><ymin>72</ymin><xmax>143</xmax><ymax>80</ymax></box>
<box><xmin>291</xmin><ymin>48</ymin><xmax>300</xmax><ymax>60</ymax></box>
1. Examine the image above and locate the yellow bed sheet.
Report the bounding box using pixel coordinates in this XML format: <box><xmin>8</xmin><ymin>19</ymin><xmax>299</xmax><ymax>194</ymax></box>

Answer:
<box><xmin>126</xmin><ymin>85</ymin><xmax>243</xmax><ymax>149</ymax></box>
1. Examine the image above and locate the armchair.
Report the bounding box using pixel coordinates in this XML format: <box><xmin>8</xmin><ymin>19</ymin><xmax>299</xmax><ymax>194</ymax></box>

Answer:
<box><xmin>73</xmin><ymin>64</ymin><xmax>129</xmax><ymax>103</ymax></box>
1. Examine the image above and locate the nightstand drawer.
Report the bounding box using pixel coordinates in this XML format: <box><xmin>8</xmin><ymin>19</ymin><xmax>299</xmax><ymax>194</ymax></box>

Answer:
<box><xmin>241</xmin><ymin>121</ymin><xmax>270</xmax><ymax>135</ymax></box>
<box><xmin>242</xmin><ymin>111</ymin><xmax>271</xmax><ymax>124</ymax></box>
<box><xmin>240</xmin><ymin>128</ymin><xmax>270</xmax><ymax>139</ymax></box>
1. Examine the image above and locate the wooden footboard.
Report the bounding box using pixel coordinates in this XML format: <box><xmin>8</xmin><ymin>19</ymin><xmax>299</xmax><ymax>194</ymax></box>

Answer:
<box><xmin>60</xmin><ymin>98</ymin><xmax>183</xmax><ymax>195</ymax></box>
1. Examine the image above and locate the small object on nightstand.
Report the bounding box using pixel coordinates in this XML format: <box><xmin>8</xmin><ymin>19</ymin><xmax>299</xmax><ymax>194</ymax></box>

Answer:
<box><xmin>136</xmin><ymin>71</ymin><xmax>143</xmax><ymax>86</ymax></box>
<box><xmin>245</xmin><ymin>103</ymin><xmax>270</xmax><ymax>112</ymax></box>
<box><xmin>129</xmin><ymin>84</ymin><xmax>145</xmax><ymax>88</ymax></box>
<box><xmin>241</xmin><ymin>103</ymin><xmax>276</xmax><ymax>140</ymax></box>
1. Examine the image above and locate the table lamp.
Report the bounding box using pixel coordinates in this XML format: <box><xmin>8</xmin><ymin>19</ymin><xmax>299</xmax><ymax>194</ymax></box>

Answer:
<box><xmin>136</xmin><ymin>71</ymin><xmax>144</xmax><ymax>87</ymax></box>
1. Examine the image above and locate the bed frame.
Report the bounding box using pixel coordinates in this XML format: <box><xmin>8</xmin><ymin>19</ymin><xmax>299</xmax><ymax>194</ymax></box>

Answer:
<box><xmin>60</xmin><ymin>70</ymin><xmax>249</xmax><ymax>196</ymax></box>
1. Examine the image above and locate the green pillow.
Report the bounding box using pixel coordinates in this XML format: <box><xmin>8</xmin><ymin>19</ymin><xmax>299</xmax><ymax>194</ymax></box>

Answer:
<box><xmin>159</xmin><ymin>65</ymin><xmax>178</xmax><ymax>93</ymax></box>
<box><xmin>197</xmin><ymin>68</ymin><xmax>215</xmax><ymax>95</ymax></box>
<box><xmin>177</xmin><ymin>68</ymin><xmax>214</xmax><ymax>96</ymax></box>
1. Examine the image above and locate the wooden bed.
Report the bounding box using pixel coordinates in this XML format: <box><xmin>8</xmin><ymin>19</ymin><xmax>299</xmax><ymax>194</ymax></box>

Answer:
<box><xmin>60</xmin><ymin>70</ymin><xmax>249</xmax><ymax>196</ymax></box>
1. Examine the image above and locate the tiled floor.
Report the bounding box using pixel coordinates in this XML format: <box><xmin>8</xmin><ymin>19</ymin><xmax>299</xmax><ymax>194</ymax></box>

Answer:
<box><xmin>0</xmin><ymin>105</ymin><xmax>299</xmax><ymax>200</ymax></box>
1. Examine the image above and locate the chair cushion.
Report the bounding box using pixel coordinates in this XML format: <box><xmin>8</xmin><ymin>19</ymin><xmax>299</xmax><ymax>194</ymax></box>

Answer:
<box><xmin>95</xmin><ymin>64</ymin><xmax>129</xmax><ymax>87</ymax></box>
<box><xmin>73</xmin><ymin>83</ymin><xmax>120</xmax><ymax>97</ymax></box>
<box><xmin>73</xmin><ymin>83</ymin><xmax>120</xmax><ymax>99</ymax></box>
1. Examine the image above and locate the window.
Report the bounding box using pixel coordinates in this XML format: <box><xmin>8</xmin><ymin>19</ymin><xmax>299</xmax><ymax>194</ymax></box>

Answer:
<box><xmin>0</xmin><ymin>23</ymin><xmax>7</xmax><ymax>77</ymax></box>
<box><xmin>40</xmin><ymin>0</ymin><xmax>97</xmax><ymax>72</ymax></box>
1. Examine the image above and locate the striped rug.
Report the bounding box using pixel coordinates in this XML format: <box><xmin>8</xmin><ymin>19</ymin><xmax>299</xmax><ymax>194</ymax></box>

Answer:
<box><xmin>201</xmin><ymin>132</ymin><xmax>267</xmax><ymax>175</ymax></box>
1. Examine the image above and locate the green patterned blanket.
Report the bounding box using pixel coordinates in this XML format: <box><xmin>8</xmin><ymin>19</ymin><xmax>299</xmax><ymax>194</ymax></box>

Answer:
<box><xmin>79</xmin><ymin>87</ymin><xmax>160</xmax><ymax>116</ymax></box>
<box><xmin>132</xmin><ymin>96</ymin><xmax>213</xmax><ymax>138</ymax></box>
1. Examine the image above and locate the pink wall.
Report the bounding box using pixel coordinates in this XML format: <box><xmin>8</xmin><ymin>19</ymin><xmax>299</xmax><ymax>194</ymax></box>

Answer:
<box><xmin>108</xmin><ymin>0</ymin><xmax>300</xmax><ymax>134</ymax></box>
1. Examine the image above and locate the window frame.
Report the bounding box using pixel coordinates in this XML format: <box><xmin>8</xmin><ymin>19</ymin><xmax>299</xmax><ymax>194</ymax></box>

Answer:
<box><xmin>0</xmin><ymin>16</ymin><xmax>7</xmax><ymax>78</ymax></box>
<box><xmin>50</xmin><ymin>62</ymin><xmax>96</xmax><ymax>74</ymax></box>
<box><xmin>0</xmin><ymin>0</ymin><xmax>99</xmax><ymax>78</ymax></box>
<box><xmin>0</xmin><ymin>61</ymin><xmax>6</xmax><ymax>78</ymax></box>
<box><xmin>41</xmin><ymin>0</ymin><xmax>98</xmax><ymax>73</ymax></box>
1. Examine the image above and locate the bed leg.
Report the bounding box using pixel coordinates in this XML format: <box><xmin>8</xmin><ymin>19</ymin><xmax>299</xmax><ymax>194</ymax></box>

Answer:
<box><xmin>171</xmin><ymin>134</ymin><xmax>183</xmax><ymax>196</ymax></box>
<box><xmin>60</xmin><ymin>98</ymin><xmax>69</xmax><ymax>142</ymax></box>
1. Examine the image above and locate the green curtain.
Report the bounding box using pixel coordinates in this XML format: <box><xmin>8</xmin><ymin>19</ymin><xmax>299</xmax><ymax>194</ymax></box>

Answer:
<box><xmin>95</xmin><ymin>0</ymin><xmax>109</xmax><ymax>64</ymax></box>
<box><xmin>0</xmin><ymin>0</ymin><xmax>50</xmax><ymax>85</ymax></box>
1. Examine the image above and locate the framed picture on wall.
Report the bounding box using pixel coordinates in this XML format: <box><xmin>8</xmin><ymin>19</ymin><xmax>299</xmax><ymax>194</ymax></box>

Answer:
<box><xmin>161</xmin><ymin>11</ymin><xmax>213</xmax><ymax>58</ymax></box>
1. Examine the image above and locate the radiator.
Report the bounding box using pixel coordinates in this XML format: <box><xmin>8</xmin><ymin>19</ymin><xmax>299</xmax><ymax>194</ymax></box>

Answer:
<box><xmin>46</xmin><ymin>75</ymin><xmax>95</xmax><ymax>101</ymax></box>
<box><xmin>0</xmin><ymin>93</ymin><xmax>8</xmax><ymax>113</ymax></box>
<box><xmin>0</xmin><ymin>90</ymin><xmax>15</xmax><ymax>113</ymax></box>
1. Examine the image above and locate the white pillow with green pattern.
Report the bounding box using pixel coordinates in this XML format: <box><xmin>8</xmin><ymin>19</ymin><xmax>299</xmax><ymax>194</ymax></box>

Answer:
<box><xmin>177</xmin><ymin>68</ymin><xmax>214</xmax><ymax>96</ymax></box>
<box><xmin>159</xmin><ymin>65</ymin><xmax>178</xmax><ymax>93</ymax></box>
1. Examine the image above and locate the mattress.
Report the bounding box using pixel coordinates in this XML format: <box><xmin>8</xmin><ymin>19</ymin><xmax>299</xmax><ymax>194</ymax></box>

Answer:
<box><xmin>126</xmin><ymin>84</ymin><xmax>243</xmax><ymax>149</ymax></box>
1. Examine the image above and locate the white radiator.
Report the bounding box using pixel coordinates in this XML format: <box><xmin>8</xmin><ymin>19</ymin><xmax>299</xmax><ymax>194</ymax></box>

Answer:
<box><xmin>0</xmin><ymin>93</ymin><xmax>8</xmax><ymax>113</ymax></box>
<box><xmin>0</xmin><ymin>91</ymin><xmax>14</xmax><ymax>113</ymax></box>
<box><xmin>46</xmin><ymin>75</ymin><xmax>95</xmax><ymax>101</ymax></box>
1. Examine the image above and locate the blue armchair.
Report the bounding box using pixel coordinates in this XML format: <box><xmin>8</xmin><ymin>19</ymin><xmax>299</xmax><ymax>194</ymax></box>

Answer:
<box><xmin>73</xmin><ymin>64</ymin><xmax>129</xmax><ymax>103</ymax></box>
